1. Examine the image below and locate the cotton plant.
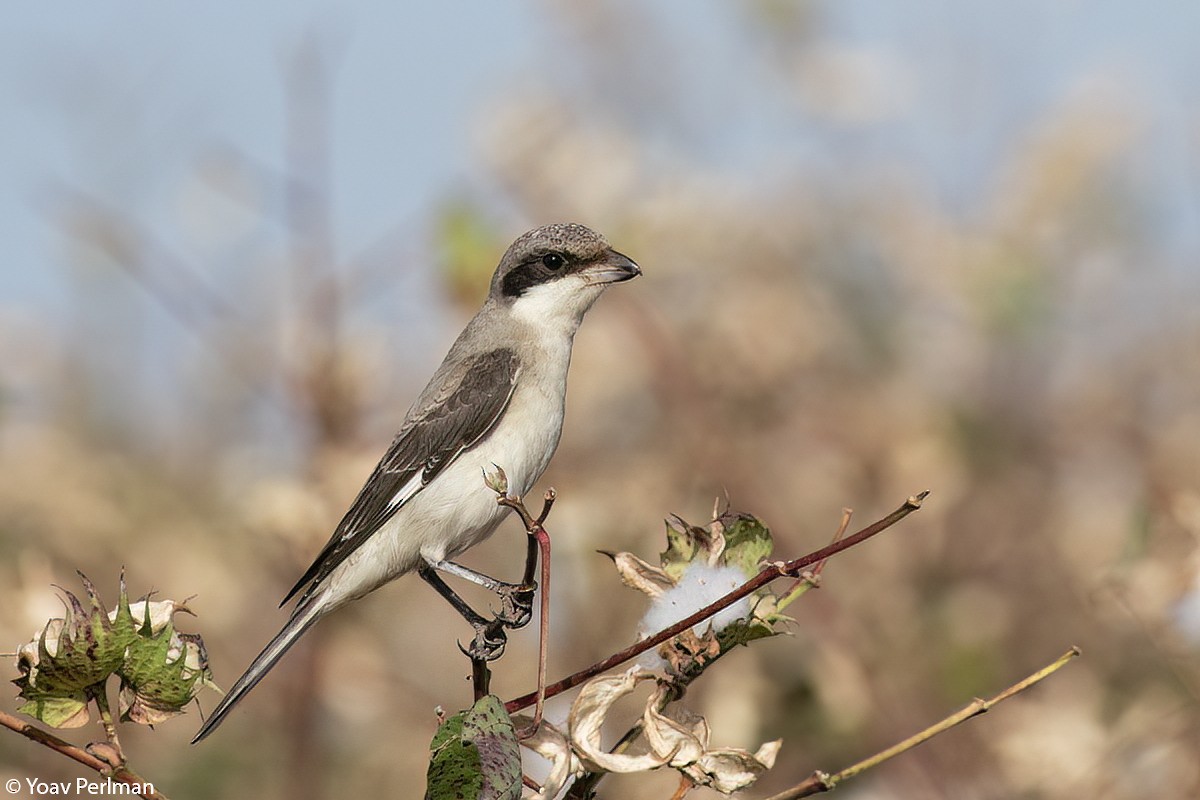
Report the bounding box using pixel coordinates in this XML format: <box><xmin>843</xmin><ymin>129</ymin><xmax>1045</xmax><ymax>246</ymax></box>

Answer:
<box><xmin>509</xmin><ymin>507</ymin><xmax>791</xmax><ymax>798</ymax></box>
<box><xmin>426</xmin><ymin>490</ymin><xmax>1074</xmax><ymax>800</ymax></box>
<box><xmin>12</xmin><ymin>572</ymin><xmax>217</xmax><ymax>733</ymax></box>
<box><xmin>518</xmin><ymin>670</ymin><xmax>781</xmax><ymax>799</ymax></box>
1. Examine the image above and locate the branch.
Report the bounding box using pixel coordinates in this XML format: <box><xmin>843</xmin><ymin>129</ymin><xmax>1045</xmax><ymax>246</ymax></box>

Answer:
<box><xmin>0</xmin><ymin>709</ymin><xmax>168</xmax><ymax>800</ymax></box>
<box><xmin>763</xmin><ymin>647</ymin><xmax>1083</xmax><ymax>799</ymax></box>
<box><xmin>497</xmin><ymin>490</ymin><xmax>556</xmax><ymax>736</ymax></box>
<box><xmin>778</xmin><ymin>506</ymin><xmax>852</xmax><ymax>610</ymax></box>
<box><xmin>506</xmin><ymin>490</ymin><xmax>929</xmax><ymax>714</ymax></box>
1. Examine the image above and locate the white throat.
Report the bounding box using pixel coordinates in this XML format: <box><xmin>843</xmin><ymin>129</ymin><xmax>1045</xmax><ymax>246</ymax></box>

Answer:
<box><xmin>506</xmin><ymin>275</ymin><xmax>606</xmax><ymax>340</ymax></box>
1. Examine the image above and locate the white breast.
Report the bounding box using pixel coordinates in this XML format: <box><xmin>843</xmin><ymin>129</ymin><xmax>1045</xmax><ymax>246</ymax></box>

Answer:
<box><xmin>315</xmin><ymin>344</ymin><xmax>570</xmax><ymax>612</ymax></box>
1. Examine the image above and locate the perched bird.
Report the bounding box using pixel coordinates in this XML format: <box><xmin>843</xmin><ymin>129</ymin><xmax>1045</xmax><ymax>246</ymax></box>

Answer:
<box><xmin>192</xmin><ymin>223</ymin><xmax>639</xmax><ymax>743</ymax></box>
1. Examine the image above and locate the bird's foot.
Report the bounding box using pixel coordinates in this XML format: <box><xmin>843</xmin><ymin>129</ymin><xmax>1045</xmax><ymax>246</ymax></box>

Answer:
<box><xmin>493</xmin><ymin>581</ymin><xmax>537</xmax><ymax>629</ymax></box>
<box><xmin>459</xmin><ymin>620</ymin><xmax>507</xmax><ymax>661</ymax></box>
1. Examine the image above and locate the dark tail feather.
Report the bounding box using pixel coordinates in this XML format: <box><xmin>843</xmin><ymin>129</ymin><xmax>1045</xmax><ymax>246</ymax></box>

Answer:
<box><xmin>191</xmin><ymin>600</ymin><xmax>324</xmax><ymax>743</ymax></box>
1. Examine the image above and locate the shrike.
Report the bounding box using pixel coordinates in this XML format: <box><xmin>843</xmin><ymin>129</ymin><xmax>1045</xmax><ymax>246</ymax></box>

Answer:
<box><xmin>192</xmin><ymin>223</ymin><xmax>639</xmax><ymax>742</ymax></box>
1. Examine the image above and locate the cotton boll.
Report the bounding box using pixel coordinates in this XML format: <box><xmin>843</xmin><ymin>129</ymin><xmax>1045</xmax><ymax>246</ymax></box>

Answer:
<box><xmin>638</xmin><ymin>563</ymin><xmax>751</xmax><ymax>640</ymax></box>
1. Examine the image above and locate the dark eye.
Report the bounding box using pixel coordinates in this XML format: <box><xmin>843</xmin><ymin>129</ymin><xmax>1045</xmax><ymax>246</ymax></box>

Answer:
<box><xmin>541</xmin><ymin>253</ymin><xmax>564</xmax><ymax>271</ymax></box>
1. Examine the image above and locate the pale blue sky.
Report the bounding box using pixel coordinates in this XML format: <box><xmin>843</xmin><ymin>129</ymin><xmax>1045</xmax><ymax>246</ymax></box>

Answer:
<box><xmin>1</xmin><ymin>3</ymin><xmax>534</xmax><ymax>311</ymax></box>
<box><xmin>2</xmin><ymin>1</ymin><xmax>1197</xmax><ymax>316</ymax></box>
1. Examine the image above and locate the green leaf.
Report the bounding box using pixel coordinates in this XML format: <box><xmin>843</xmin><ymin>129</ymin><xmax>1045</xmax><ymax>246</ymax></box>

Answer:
<box><xmin>117</xmin><ymin>612</ymin><xmax>209</xmax><ymax>724</ymax></box>
<box><xmin>12</xmin><ymin>573</ymin><xmax>138</xmax><ymax>721</ymax></box>
<box><xmin>17</xmin><ymin>694</ymin><xmax>90</xmax><ymax>729</ymax></box>
<box><xmin>426</xmin><ymin>695</ymin><xmax>521</xmax><ymax>800</ymax></box>
<box><xmin>661</xmin><ymin>515</ymin><xmax>701</xmax><ymax>580</ymax></box>
<box><xmin>12</xmin><ymin>572</ymin><xmax>213</xmax><ymax>729</ymax></box>
<box><xmin>717</xmin><ymin>618</ymin><xmax>781</xmax><ymax>650</ymax></box>
<box><xmin>719</xmin><ymin>512</ymin><xmax>774</xmax><ymax>578</ymax></box>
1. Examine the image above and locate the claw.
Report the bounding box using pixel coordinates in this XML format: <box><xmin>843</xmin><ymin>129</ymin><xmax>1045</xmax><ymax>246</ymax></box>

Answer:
<box><xmin>494</xmin><ymin>583</ymin><xmax>536</xmax><ymax>629</ymax></box>
<box><xmin>458</xmin><ymin>622</ymin><xmax>507</xmax><ymax>661</ymax></box>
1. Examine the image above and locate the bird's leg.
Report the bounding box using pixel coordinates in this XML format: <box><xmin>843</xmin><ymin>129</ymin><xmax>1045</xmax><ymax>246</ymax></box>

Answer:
<box><xmin>425</xmin><ymin>558</ymin><xmax>536</xmax><ymax>630</ymax></box>
<box><xmin>511</xmin><ymin>531</ymin><xmax>540</xmax><ymax>628</ymax></box>
<box><xmin>417</xmin><ymin>563</ymin><xmax>507</xmax><ymax>661</ymax></box>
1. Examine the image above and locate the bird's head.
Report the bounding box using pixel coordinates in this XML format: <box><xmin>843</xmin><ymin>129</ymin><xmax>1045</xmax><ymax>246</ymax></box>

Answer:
<box><xmin>489</xmin><ymin>223</ymin><xmax>640</xmax><ymax>330</ymax></box>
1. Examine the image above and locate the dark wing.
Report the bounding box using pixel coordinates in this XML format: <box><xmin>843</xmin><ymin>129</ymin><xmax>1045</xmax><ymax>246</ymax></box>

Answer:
<box><xmin>281</xmin><ymin>347</ymin><xmax>521</xmax><ymax>607</ymax></box>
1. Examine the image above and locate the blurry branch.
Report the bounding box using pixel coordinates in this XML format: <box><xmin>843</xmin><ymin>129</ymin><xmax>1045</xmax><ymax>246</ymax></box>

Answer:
<box><xmin>0</xmin><ymin>709</ymin><xmax>167</xmax><ymax>800</ymax></box>
<box><xmin>51</xmin><ymin>187</ymin><xmax>237</xmax><ymax>325</ymax></box>
<box><xmin>1106</xmin><ymin>585</ymin><xmax>1200</xmax><ymax>705</ymax></box>
<box><xmin>43</xmin><ymin>36</ymin><xmax>374</xmax><ymax>440</ymax></box>
<box><xmin>213</xmin><ymin>142</ymin><xmax>429</xmax><ymax>308</ymax></box>
<box><xmin>506</xmin><ymin>490</ymin><xmax>930</xmax><ymax>714</ymax></box>
<box><xmin>762</xmin><ymin>647</ymin><xmax>1083</xmax><ymax>799</ymax></box>
<box><xmin>275</xmin><ymin>34</ymin><xmax>350</xmax><ymax>800</ymax></box>
<box><xmin>47</xmin><ymin>186</ymin><xmax>275</xmax><ymax>401</ymax></box>
<box><xmin>283</xmin><ymin>35</ymin><xmax>352</xmax><ymax>447</ymax></box>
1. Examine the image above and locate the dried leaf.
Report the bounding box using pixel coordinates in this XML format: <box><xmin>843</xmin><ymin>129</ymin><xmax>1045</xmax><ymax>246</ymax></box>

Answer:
<box><xmin>706</xmin><ymin>516</ymin><xmax>727</xmax><ymax>566</ymax></box>
<box><xmin>684</xmin><ymin>739</ymin><xmax>782</xmax><ymax>794</ymax></box>
<box><xmin>515</xmin><ymin>717</ymin><xmax>584</xmax><ymax>800</ymax></box>
<box><xmin>607</xmin><ymin>551</ymin><xmax>675</xmax><ymax>597</ymax></box>
<box><xmin>563</xmin><ymin>670</ymin><xmax>779</xmax><ymax>794</ymax></box>
<box><xmin>660</xmin><ymin>628</ymin><xmax>722</xmax><ymax>679</ymax></box>
<box><xmin>643</xmin><ymin>687</ymin><xmax>707</xmax><ymax>767</ymax></box>
<box><xmin>569</xmin><ymin>671</ymin><xmax>666</xmax><ymax>773</ymax></box>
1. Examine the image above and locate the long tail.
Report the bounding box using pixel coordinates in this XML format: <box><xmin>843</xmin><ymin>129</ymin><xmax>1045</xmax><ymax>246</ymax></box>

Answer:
<box><xmin>191</xmin><ymin>598</ymin><xmax>325</xmax><ymax>743</ymax></box>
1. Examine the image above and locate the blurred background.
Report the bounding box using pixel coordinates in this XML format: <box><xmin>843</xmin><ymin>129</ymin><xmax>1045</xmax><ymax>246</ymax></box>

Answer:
<box><xmin>2</xmin><ymin>2</ymin><xmax>1199</xmax><ymax>798</ymax></box>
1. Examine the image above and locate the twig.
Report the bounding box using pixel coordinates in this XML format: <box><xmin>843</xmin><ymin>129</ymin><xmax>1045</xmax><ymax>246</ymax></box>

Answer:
<box><xmin>90</xmin><ymin>686</ymin><xmax>125</xmax><ymax>764</ymax></box>
<box><xmin>779</xmin><ymin>507</ymin><xmax>852</xmax><ymax>611</ymax></box>
<box><xmin>507</xmin><ymin>491</ymin><xmax>929</xmax><ymax>714</ymax></box>
<box><xmin>669</xmin><ymin>774</ymin><xmax>695</xmax><ymax>800</ymax></box>
<box><xmin>761</xmin><ymin>647</ymin><xmax>1083</xmax><ymax>799</ymax></box>
<box><xmin>0</xmin><ymin>709</ymin><xmax>167</xmax><ymax>800</ymax></box>
<box><xmin>499</xmin><ymin>490</ymin><xmax>556</xmax><ymax>737</ymax></box>
<box><xmin>471</xmin><ymin>652</ymin><xmax>493</xmax><ymax>700</ymax></box>
<box><xmin>44</xmin><ymin>188</ymin><xmax>278</xmax><ymax>400</ymax></box>
<box><xmin>813</xmin><ymin>508</ymin><xmax>852</xmax><ymax>580</ymax></box>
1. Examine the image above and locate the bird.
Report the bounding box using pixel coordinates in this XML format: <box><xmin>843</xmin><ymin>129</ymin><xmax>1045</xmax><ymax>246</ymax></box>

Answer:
<box><xmin>192</xmin><ymin>223</ymin><xmax>639</xmax><ymax>743</ymax></box>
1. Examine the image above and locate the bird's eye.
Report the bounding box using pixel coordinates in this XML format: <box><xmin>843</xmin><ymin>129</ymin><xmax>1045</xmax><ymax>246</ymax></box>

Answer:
<box><xmin>541</xmin><ymin>253</ymin><xmax>564</xmax><ymax>271</ymax></box>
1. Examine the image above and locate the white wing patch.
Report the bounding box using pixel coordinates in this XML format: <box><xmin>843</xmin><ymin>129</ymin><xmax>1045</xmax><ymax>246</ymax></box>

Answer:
<box><xmin>384</xmin><ymin>470</ymin><xmax>426</xmax><ymax>514</ymax></box>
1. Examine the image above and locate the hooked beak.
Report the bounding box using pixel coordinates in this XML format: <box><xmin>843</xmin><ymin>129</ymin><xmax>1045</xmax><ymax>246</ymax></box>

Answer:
<box><xmin>582</xmin><ymin>249</ymin><xmax>641</xmax><ymax>285</ymax></box>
